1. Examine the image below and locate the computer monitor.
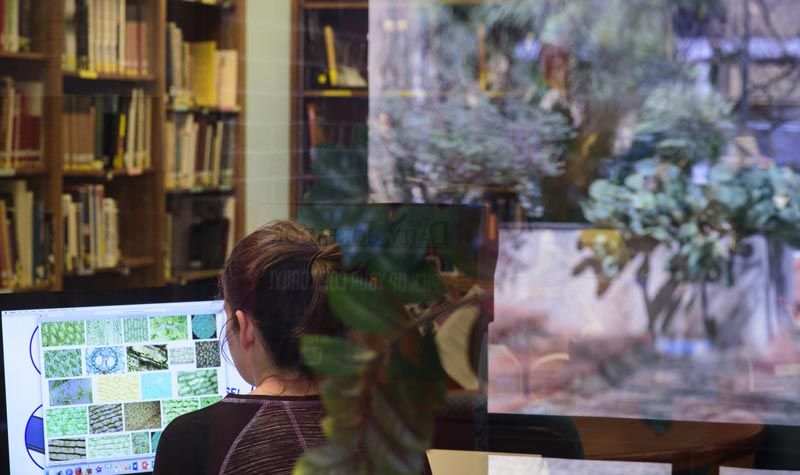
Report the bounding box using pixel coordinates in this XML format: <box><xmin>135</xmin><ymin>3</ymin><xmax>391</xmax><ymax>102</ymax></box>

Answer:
<box><xmin>0</xmin><ymin>286</ymin><xmax>251</xmax><ymax>475</ymax></box>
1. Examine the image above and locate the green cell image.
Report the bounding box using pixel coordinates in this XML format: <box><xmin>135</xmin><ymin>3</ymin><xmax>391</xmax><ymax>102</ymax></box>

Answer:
<box><xmin>191</xmin><ymin>314</ymin><xmax>217</xmax><ymax>340</ymax></box>
<box><xmin>86</xmin><ymin>319</ymin><xmax>123</xmax><ymax>346</ymax></box>
<box><xmin>86</xmin><ymin>347</ymin><xmax>126</xmax><ymax>375</ymax></box>
<box><xmin>124</xmin><ymin>401</ymin><xmax>162</xmax><ymax>431</ymax></box>
<box><xmin>127</xmin><ymin>345</ymin><xmax>168</xmax><ymax>372</ymax></box>
<box><xmin>150</xmin><ymin>315</ymin><xmax>188</xmax><ymax>341</ymax></box>
<box><xmin>131</xmin><ymin>431</ymin><xmax>151</xmax><ymax>455</ymax></box>
<box><xmin>151</xmin><ymin>431</ymin><xmax>163</xmax><ymax>453</ymax></box>
<box><xmin>161</xmin><ymin>398</ymin><xmax>199</xmax><ymax>426</ymax></box>
<box><xmin>177</xmin><ymin>369</ymin><xmax>218</xmax><ymax>396</ymax></box>
<box><xmin>195</xmin><ymin>341</ymin><xmax>220</xmax><ymax>368</ymax></box>
<box><xmin>41</xmin><ymin>321</ymin><xmax>85</xmax><ymax>347</ymax></box>
<box><xmin>141</xmin><ymin>372</ymin><xmax>172</xmax><ymax>400</ymax></box>
<box><xmin>88</xmin><ymin>404</ymin><xmax>123</xmax><ymax>434</ymax></box>
<box><xmin>48</xmin><ymin>437</ymin><xmax>86</xmax><ymax>462</ymax></box>
<box><xmin>44</xmin><ymin>349</ymin><xmax>83</xmax><ymax>379</ymax></box>
<box><xmin>49</xmin><ymin>378</ymin><xmax>93</xmax><ymax>406</ymax></box>
<box><xmin>199</xmin><ymin>396</ymin><xmax>222</xmax><ymax>409</ymax></box>
<box><xmin>123</xmin><ymin>317</ymin><xmax>149</xmax><ymax>343</ymax></box>
<box><xmin>97</xmin><ymin>374</ymin><xmax>141</xmax><ymax>403</ymax></box>
<box><xmin>87</xmin><ymin>434</ymin><xmax>131</xmax><ymax>459</ymax></box>
<box><xmin>45</xmin><ymin>406</ymin><xmax>88</xmax><ymax>438</ymax></box>
<box><xmin>168</xmin><ymin>346</ymin><xmax>195</xmax><ymax>365</ymax></box>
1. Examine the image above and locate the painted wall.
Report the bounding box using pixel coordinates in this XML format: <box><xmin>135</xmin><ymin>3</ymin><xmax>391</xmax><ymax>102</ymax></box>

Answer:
<box><xmin>244</xmin><ymin>1</ymin><xmax>292</xmax><ymax>231</ymax></box>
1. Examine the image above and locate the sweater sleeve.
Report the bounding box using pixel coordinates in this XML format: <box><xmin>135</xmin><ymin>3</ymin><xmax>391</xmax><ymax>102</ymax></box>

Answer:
<box><xmin>153</xmin><ymin>411</ymin><xmax>208</xmax><ymax>475</ymax></box>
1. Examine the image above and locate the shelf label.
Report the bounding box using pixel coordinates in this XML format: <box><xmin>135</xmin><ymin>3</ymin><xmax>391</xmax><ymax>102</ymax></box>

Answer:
<box><xmin>78</xmin><ymin>69</ymin><xmax>99</xmax><ymax>79</ymax></box>
<box><xmin>321</xmin><ymin>90</ymin><xmax>353</xmax><ymax>97</ymax></box>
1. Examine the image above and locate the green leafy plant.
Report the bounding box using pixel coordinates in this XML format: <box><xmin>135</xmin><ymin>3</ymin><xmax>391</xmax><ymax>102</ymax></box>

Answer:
<box><xmin>375</xmin><ymin>92</ymin><xmax>574</xmax><ymax>218</ymax></box>
<box><xmin>294</xmin><ymin>205</ymin><xmax>494</xmax><ymax>475</ymax></box>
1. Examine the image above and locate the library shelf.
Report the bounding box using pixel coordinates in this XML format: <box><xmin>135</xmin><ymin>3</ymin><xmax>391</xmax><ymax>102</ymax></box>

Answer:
<box><xmin>62</xmin><ymin>70</ymin><xmax>157</xmax><ymax>82</ymax></box>
<box><xmin>63</xmin><ymin>168</ymin><xmax>156</xmax><ymax>179</ymax></box>
<box><xmin>0</xmin><ymin>52</ymin><xmax>47</xmax><ymax>61</ymax></box>
<box><xmin>120</xmin><ymin>256</ymin><xmax>157</xmax><ymax>270</ymax></box>
<box><xmin>0</xmin><ymin>165</ymin><xmax>48</xmax><ymax>177</ymax></box>
<box><xmin>166</xmin><ymin>185</ymin><xmax>234</xmax><ymax>195</ymax></box>
<box><xmin>63</xmin><ymin>256</ymin><xmax>156</xmax><ymax>279</ymax></box>
<box><xmin>0</xmin><ymin>282</ymin><xmax>54</xmax><ymax>294</ymax></box>
<box><xmin>167</xmin><ymin>104</ymin><xmax>241</xmax><ymax>114</ymax></box>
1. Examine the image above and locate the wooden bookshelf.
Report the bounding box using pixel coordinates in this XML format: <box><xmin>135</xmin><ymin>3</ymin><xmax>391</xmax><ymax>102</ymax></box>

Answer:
<box><xmin>164</xmin><ymin>0</ymin><xmax>246</xmax><ymax>280</ymax></box>
<box><xmin>0</xmin><ymin>0</ymin><xmax>245</xmax><ymax>293</ymax></box>
<box><xmin>290</xmin><ymin>0</ymin><xmax>369</xmax><ymax>216</ymax></box>
<box><xmin>0</xmin><ymin>52</ymin><xmax>48</xmax><ymax>61</ymax></box>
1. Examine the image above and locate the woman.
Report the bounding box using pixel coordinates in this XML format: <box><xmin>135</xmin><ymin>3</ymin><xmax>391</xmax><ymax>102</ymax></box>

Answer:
<box><xmin>154</xmin><ymin>220</ymin><xmax>346</xmax><ymax>474</ymax></box>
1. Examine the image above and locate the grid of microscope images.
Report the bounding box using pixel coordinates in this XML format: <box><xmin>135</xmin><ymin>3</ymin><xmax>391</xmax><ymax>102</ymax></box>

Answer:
<box><xmin>38</xmin><ymin>313</ymin><xmax>225</xmax><ymax>464</ymax></box>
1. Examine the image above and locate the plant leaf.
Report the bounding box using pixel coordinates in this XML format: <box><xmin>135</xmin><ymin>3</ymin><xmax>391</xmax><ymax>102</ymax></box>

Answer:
<box><xmin>299</xmin><ymin>335</ymin><xmax>374</xmax><ymax>379</ymax></box>
<box><xmin>373</xmin><ymin>258</ymin><xmax>444</xmax><ymax>303</ymax></box>
<box><xmin>327</xmin><ymin>273</ymin><xmax>406</xmax><ymax>333</ymax></box>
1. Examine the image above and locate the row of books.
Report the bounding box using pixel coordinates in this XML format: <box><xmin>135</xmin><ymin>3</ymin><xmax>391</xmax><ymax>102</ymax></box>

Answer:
<box><xmin>64</xmin><ymin>0</ymin><xmax>150</xmax><ymax>75</ymax></box>
<box><xmin>0</xmin><ymin>179</ymin><xmax>52</xmax><ymax>289</ymax></box>
<box><xmin>0</xmin><ymin>77</ymin><xmax>42</xmax><ymax>169</ymax></box>
<box><xmin>165</xmin><ymin>114</ymin><xmax>235</xmax><ymax>190</ymax></box>
<box><xmin>63</xmin><ymin>89</ymin><xmax>152</xmax><ymax>172</ymax></box>
<box><xmin>62</xmin><ymin>184</ymin><xmax>120</xmax><ymax>274</ymax></box>
<box><xmin>0</xmin><ymin>0</ymin><xmax>34</xmax><ymax>53</ymax></box>
<box><xmin>166</xmin><ymin>25</ymin><xmax>238</xmax><ymax>109</ymax></box>
<box><xmin>166</xmin><ymin>194</ymin><xmax>233</xmax><ymax>275</ymax></box>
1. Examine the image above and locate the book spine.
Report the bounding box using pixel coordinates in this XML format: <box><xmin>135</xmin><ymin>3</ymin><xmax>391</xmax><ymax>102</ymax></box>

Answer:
<box><xmin>117</xmin><ymin>0</ymin><xmax>124</xmax><ymax>73</ymax></box>
<box><xmin>323</xmin><ymin>25</ymin><xmax>338</xmax><ymax>87</ymax></box>
<box><xmin>18</xmin><ymin>0</ymin><xmax>30</xmax><ymax>52</ymax></box>
<box><xmin>7</xmin><ymin>0</ymin><xmax>17</xmax><ymax>52</ymax></box>
<box><xmin>0</xmin><ymin>0</ymin><xmax>7</xmax><ymax>52</ymax></box>
<box><xmin>76</xmin><ymin>0</ymin><xmax>88</xmax><ymax>70</ymax></box>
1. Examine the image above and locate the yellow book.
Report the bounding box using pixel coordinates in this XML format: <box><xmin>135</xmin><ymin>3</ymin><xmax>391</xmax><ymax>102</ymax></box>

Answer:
<box><xmin>323</xmin><ymin>26</ymin><xmax>338</xmax><ymax>87</ymax></box>
<box><xmin>190</xmin><ymin>41</ymin><xmax>218</xmax><ymax>106</ymax></box>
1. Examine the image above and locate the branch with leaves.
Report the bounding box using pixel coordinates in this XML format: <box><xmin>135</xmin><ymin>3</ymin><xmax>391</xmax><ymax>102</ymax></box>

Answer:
<box><xmin>294</xmin><ymin>205</ymin><xmax>495</xmax><ymax>475</ymax></box>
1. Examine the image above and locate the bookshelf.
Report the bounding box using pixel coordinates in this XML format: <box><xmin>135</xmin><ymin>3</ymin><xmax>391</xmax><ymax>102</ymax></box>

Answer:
<box><xmin>290</xmin><ymin>1</ymin><xmax>369</xmax><ymax>216</ymax></box>
<box><xmin>0</xmin><ymin>0</ymin><xmax>245</xmax><ymax>293</ymax></box>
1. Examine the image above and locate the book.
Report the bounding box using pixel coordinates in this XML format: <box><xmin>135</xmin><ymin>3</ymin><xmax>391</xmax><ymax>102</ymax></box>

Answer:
<box><xmin>216</xmin><ymin>49</ymin><xmax>238</xmax><ymax>110</ymax></box>
<box><xmin>0</xmin><ymin>199</ymin><xmax>11</xmax><ymax>287</ymax></box>
<box><xmin>1</xmin><ymin>76</ymin><xmax>13</xmax><ymax>168</ymax></box>
<box><xmin>190</xmin><ymin>41</ymin><xmax>218</xmax><ymax>106</ymax></box>
<box><xmin>64</xmin><ymin>0</ymin><xmax>78</xmax><ymax>70</ymax></box>
<box><xmin>0</xmin><ymin>179</ymin><xmax>33</xmax><ymax>286</ymax></box>
<box><xmin>15</xmin><ymin>81</ymin><xmax>43</xmax><ymax>166</ymax></box>
<box><xmin>18</xmin><ymin>0</ymin><xmax>32</xmax><ymax>52</ymax></box>
<box><xmin>323</xmin><ymin>26</ymin><xmax>338</xmax><ymax>87</ymax></box>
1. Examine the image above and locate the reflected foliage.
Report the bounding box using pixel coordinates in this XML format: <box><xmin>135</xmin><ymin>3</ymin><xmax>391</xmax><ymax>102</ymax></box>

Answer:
<box><xmin>294</xmin><ymin>205</ymin><xmax>492</xmax><ymax>475</ymax></box>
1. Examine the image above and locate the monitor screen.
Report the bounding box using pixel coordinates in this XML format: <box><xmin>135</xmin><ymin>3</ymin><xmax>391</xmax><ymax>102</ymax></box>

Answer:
<box><xmin>0</xmin><ymin>288</ymin><xmax>251</xmax><ymax>475</ymax></box>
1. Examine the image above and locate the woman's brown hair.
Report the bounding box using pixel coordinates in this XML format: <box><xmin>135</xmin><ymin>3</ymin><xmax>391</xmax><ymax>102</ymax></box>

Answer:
<box><xmin>220</xmin><ymin>220</ymin><xmax>345</xmax><ymax>379</ymax></box>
